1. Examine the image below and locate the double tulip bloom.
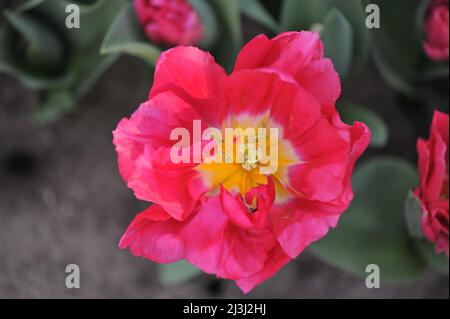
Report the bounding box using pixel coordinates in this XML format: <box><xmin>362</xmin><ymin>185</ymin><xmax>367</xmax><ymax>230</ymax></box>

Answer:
<box><xmin>113</xmin><ymin>31</ymin><xmax>370</xmax><ymax>293</ymax></box>
<box><xmin>134</xmin><ymin>0</ymin><xmax>203</xmax><ymax>46</ymax></box>
<box><xmin>423</xmin><ymin>0</ymin><xmax>449</xmax><ymax>61</ymax></box>
<box><xmin>415</xmin><ymin>111</ymin><xmax>449</xmax><ymax>257</ymax></box>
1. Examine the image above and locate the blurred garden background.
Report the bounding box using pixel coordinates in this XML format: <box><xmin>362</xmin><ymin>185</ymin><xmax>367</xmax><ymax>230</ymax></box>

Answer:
<box><xmin>0</xmin><ymin>0</ymin><xmax>448</xmax><ymax>298</ymax></box>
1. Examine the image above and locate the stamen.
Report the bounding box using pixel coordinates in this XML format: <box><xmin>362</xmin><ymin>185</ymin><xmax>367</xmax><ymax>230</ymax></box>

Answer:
<box><xmin>239</xmin><ymin>142</ymin><xmax>259</xmax><ymax>171</ymax></box>
<box><xmin>243</xmin><ymin>195</ymin><xmax>258</xmax><ymax>213</ymax></box>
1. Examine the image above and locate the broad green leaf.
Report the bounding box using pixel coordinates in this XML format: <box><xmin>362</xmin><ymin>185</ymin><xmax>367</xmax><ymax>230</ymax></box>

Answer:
<box><xmin>321</xmin><ymin>8</ymin><xmax>353</xmax><ymax>79</ymax></box>
<box><xmin>157</xmin><ymin>261</ymin><xmax>202</xmax><ymax>285</ymax></box>
<box><xmin>280</xmin><ymin>0</ymin><xmax>331</xmax><ymax>30</ymax></box>
<box><xmin>72</xmin><ymin>0</ymin><xmax>109</xmax><ymax>13</ymax></box>
<box><xmin>372</xmin><ymin>49</ymin><xmax>416</xmax><ymax>95</ymax></box>
<box><xmin>416</xmin><ymin>240</ymin><xmax>449</xmax><ymax>275</ymax></box>
<box><xmin>35</xmin><ymin>0</ymin><xmax>126</xmax><ymax>49</ymax></box>
<box><xmin>335</xmin><ymin>0</ymin><xmax>371</xmax><ymax>78</ymax></box>
<box><xmin>1</xmin><ymin>0</ymin><xmax>124</xmax><ymax>124</ymax></box>
<box><xmin>34</xmin><ymin>90</ymin><xmax>75</xmax><ymax>124</ymax></box>
<box><xmin>210</xmin><ymin>0</ymin><xmax>243</xmax><ymax>71</ymax></box>
<box><xmin>68</xmin><ymin>0</ymin><xmax>126</xmax><ymax>95</ymax></box>
<box><xmin>4</xmin><ymin>9</ymin><xmax>65</xmax><ymax>74</ymax></box>
<box><xmin>370</xmin><ymin>0</ymin><xmax>424</xmax><ymax>96</ymax></box>
<box><xmin>0</xmin><ymin>64</ymin><xmax>72</xmax><ymax>90</ymax></box>
<box><xmin>16</xmin><ymin>0</ymin><xmax>47</xmax><ymax>12</ymax></box>
<box><xmin>404</xmin><ymin>191</ymin><xmax>425</xmax><ymax>239</ymax></box>
<box><xmin>338</xmin><ymin>102</ymin><xmax>389</xmax><ymax>148</ymax></box>
<box><xmin>311</xmin><ymin>157</ymin><xmax>426</xmax><ymax>281</ymax></box>
<box><xmin>75</xmin><ymin>52</ymin><xmax>118</xmax><ymax>97</ymax></box>
<box><xmin>189</xmin><ymin>0</ymin><xmax>218</xmax><ymax>48</ymax></box>
<box><xmin>101</xmin><ymin>3</ymin><xmax>161</xmax><ymax>68</ymax></box>
<box><xmin>214</xmin><ymin>0</ymin><xmax>242</xmax><ymax>46</ymax></box>
<box><xmin>1</xmin><ymin>0</ymin><xmax>124</xmax><ymax>96</ymax></box>
<box><xmin>0</xmin><ymin>23</ymin><xmax>73</xmax><ymax>90</ymax></box>
<box><xmin>415</xmin><ymin>0</ymin><xmax>430</xmax><ymax>34</ymax></box>
<box><xmin>36</xmin><ymin>0</ymin><xmax>126</xmax><ymax>95</ymax></box>
<box><xmin>238</xmin><ymin>0</ymin><xmax>280</xmax><ymax>33</ymax></box>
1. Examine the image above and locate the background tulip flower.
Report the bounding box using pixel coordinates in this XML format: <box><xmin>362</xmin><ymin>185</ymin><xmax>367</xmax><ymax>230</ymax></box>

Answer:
<box><xmin>423</xmin><ymin>0</ymin><xmax>449</xmax><ymax>61</ymax></box>
<box><xmin>415</xmin><ymin>111</ymin><xmax>449</xmax><ymax>257</ymax></box>
<box><xmin>113</xmin><ymin>31</ymin><xmax>370</xmax><ymax>293</ymax></box>
<box><xmin>134</xmin><ymin>0</ymin><xmax>204</xmax><ymax>46</ymax></box>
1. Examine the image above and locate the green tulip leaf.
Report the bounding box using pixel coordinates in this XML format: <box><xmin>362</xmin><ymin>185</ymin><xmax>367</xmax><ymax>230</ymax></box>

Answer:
<box><xmin>404</xmin><ymin>191</ymin><xmax>425</xmax><ymax>239</ymax></box>
<box><xmin>210</xmin><ymin>0</ymin><xmax>243</xmax><ymax>72</ymax></box>
<box><xmin>16</xmin><ymin>0</ymin><xmax>47</xmax><ymax>12</ymax></box>
<box><xmin>71</xmin><ymin>0</ymin><xmax>109</xmax><ymax>13</ymax></box>
<box><xmin>238</xmin><ymin>0</ymin><xmax>280</xmax><ymax>33</ymax></box>
<box><xmin>33</xmin><ymin>0</ymin><xmax>124</xmax><ymax>47</ymax></box>
<box><xmin>4</xmin><ymin>9</ymin><xmax>65</xmax><ymax>74</ymax></box>
<box><xmin>370</xmin><ymin>0</ymin><xmax>424</xmax><ymax>96</ymax></box>
<box><xmin>101</xmin><ymin>3</ymin><xmax>161</xmax><ymax>68</ymax></box>
<box><xmin>34</xmin><ymin>89</ymin><xmax>75</xmax><ymax>124</ymax></box>
<box><xmin>1</xmin><ymin>0</ymin><xmax>125</xmax><ymax>97</ymax></box>
<box><xmin>334</xmin><ymin>0</ymin><xmax>371</xmax><ymax>78</ymax></box>
<box><xmin>280</xmin><ymin>0</ymin><xmax>332</xmax><ymax>30</ymax></box>
<box><xmin>189</xmin><ymin>0</ymin><xmax>219</xmax><ymax>48</ymax></box>
<box><xmin>157</xmin><ymin>260</ymin><xmax>202</xmax><ymax>286</ymax></box>
<box><xmin>0</xmin><ymin>22</ymin><xmax>73</xmax><ymax>90</ymax></box>
<box><xmin>74</xmin><ymin>52</ymin><xmax>118</xmax><ymax>97</ymax></box>
<box><xmin>321</xmin><ymin>8</ymin><xmax>353</xmax><ymax>79</ymax></box>
<box><xmin>34</xmin><ymin>0</ymin><xmax>125</xmax><ymax>94</ymax></box>
<box><xmin>311</xmin><ymin>157</ymin><xmax>427</xmax><ymax>281</ymax></box>
<box><xmin>214</xmin><ymin>0</ymin><xmax>242</xmax><ymax>47</ymax></box>
<box><xmin>338</xmin><ymin>102</ymin><xmax>389</xmax><ymax>148</ymax></box>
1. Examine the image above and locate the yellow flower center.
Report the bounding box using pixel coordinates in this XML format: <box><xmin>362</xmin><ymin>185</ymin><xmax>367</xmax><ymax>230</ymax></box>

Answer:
<box><xmin>196</xmin><ymin>114</ymin><xmax>299</xmax><ymax>196</ymax></box>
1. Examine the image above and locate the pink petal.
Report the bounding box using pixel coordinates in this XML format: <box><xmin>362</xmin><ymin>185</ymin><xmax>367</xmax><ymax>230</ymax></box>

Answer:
<box><xmin>224</xmin><ymin>69</ymin><xmax>322</xmax><ymax>138</ymax></box>
<box><xmin>119</xmin><ymin>205</ymin><xmax>184</xmax><ymax>264</ymax></box>
<box><xmin>181</xmin><ymin>196</ymin><xmax>276</xmax><ymax>280</ymax></box>
<box><xmin>181</xmin><ymin>196</ymin><xmax>229</xmax><ymax>274</ymax></box>
<box><xmin>234</xmin><ymin>31</ymin><xmax>341</xmax><ymax>115</ymax></box>
<box><xmin>113</xmin><ymin>92</ymin><xmax>209</xmax><ymax>220</ymax></box>
<box><xmin>271</xmin><ymin>198</ymin><xmax>340</xmax><ymax>258</ymax></box>
<box><xmin>235</xmin><ymin>244</ymin><xmax>291</xmax><ymax>294</ymax></box>
<box><xmin>284</xmin><ymin>117</ymin><xmax>351</xmax><ymax>202</ymax></box>
<box><xmin>149</xmin><ymin>46</ymin><xmax>227</xmax><ymax>127</ymax></box>
<box><xmin>217</xmin><ymin>226</ymin><xmax>276</xmax><ymax>280</ymax></box>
